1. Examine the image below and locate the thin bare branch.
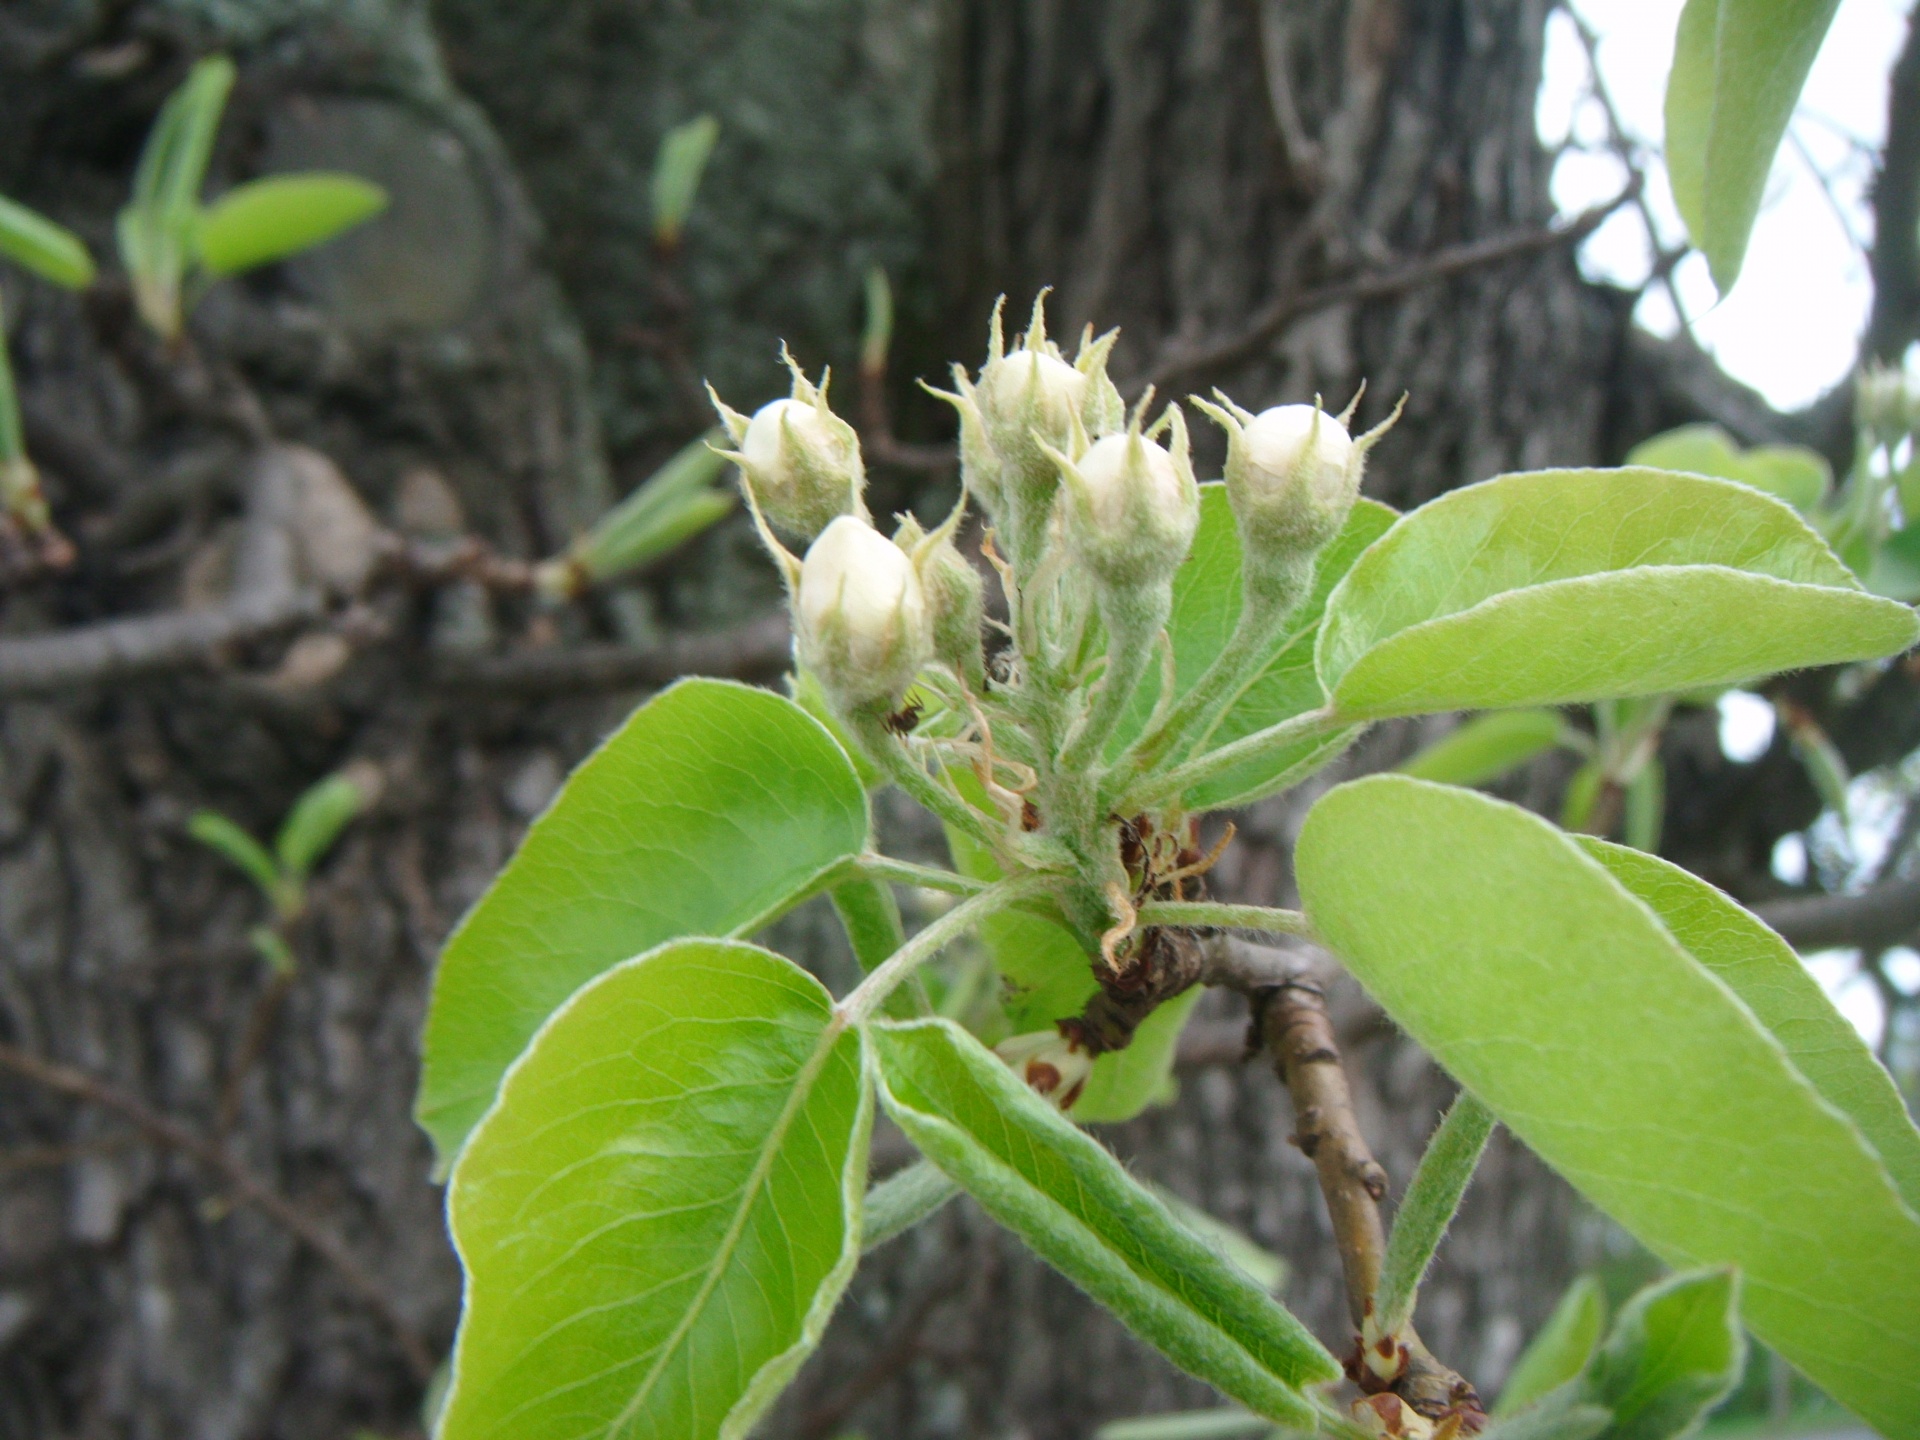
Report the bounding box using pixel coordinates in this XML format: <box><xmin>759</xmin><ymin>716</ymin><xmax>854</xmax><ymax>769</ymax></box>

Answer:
<box><xmin>1753</xmin><ymin>874</ymin><xmax>1920</xmax><ymax>952</ymax></box>
<box><xmin>1867</xmin><ymin>5</ymin><xmax>1920</xmax><ymax>361</ymax></box>
<box><xmin>432</xmin><ymin>612</ymin><xmax>792</xmax><ymax>695</ymax></box>
<box><xmin>1139</xmin><ymin>184</ymin><xmax>1638</xmax><ymax>395</ymax></box>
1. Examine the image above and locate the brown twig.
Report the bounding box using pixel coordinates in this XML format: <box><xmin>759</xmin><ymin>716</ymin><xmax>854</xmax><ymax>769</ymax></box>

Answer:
<box><xmin>1867</xmin><ymin>4</ymin><xmax>1920</xmax><ymax>362</ymax></box>
<box><xmin>0</xmin><ymin>1040</ymin><xmax>435</xmax><ymax>1381</ymax></box>
<box><xmin>1754</xmin><ymin>874</ymin><xmax>1920</xmax><ymax>953</ymax></box>
<box><xmin>1252</xmin><ymin>971</ymin><xmax>1483</xmax><ymax>1430</ymax></box>
<box><xmin>1140</xmin><ymin>183</ymin><xmax>1639</xmax><ymax>395</ymax></box>
<box><xmin>0</xmin><ymin>584</ymin><xmax>324</xmax><ymax>697</ymax></box>
<box><xmin>431</xmin><ymin>611</ymin><xmax>792</xmax><ymax>695</ymax></box>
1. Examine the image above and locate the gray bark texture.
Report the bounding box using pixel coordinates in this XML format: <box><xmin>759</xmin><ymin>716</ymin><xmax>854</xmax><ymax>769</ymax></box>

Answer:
<box><xmin>0</xmin><ymin>1</ymin><xmax>1831</xmax><ymax>1437</ymax></box>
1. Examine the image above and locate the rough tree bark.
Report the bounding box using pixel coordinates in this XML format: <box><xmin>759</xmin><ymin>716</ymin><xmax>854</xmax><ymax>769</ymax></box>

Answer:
<box><xmin>0</xmin><ymin>1</ymin><xmax>1833</xmax><ymax>1437</ymax></box>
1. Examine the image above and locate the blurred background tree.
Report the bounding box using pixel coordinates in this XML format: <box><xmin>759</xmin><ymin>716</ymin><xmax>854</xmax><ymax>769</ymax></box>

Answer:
<box><xmin>0</xmin><ymin>1</ymin><xmax>1912</xmax><ymax>1436</ymax></box>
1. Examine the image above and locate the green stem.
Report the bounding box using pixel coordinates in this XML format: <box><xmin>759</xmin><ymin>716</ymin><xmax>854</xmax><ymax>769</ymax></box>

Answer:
<box><xmin>830</xmin><ymin>876</ymin><xmax>927</xmax><ymax>1019</ymax></box>
<box><xmin>854</xmin><ymin>712</ymin><xmax>1003</xmax><ymax>853</ymax></box>
<box><xmin>857</xmin><ymin>854</ymin><xmax>989</xmax><ymax>895</ymax></box>
<box><xmin>861</xmin><ymin>1159</ymin><xmax>960</xmax><ymax>1251</ymax></box>
<box><xmin>0</xmin><ymin>291</ymin><xmax>22</xmax><ymax>464</ymax></box>
<box><xmin>1059</xmin><ymin>589</ymin><xmax>1168</xmax><ymax>776</ymax></box>
<box><xmin>1133</xmin><ymin>900</ymin><xmax>1313</xmax><ymax>938</ymax></box>
<box><xmin>1124</xmin><ymin>705</ymin><xmax>1348</xmax><ymax>811</ymax></box>
<box><xmin>838</xmin><ymin>872</ymin><xmax>1055</xmax><ymax>1025</ymax></box>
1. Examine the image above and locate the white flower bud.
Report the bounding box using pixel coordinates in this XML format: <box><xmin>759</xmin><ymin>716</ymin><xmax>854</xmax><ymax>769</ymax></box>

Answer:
<box><xmin>1055</xmin><ymin>408</ymin><xmax>1200</xmax><ymax>591</ymax></box>
<box><xmin>995</xmin><ymin>1030</ymin><xmax>1094</xmax><ymax>1111</ymax></box>
<box><xmin>797</xmin><ymin>516</ymin><xmax>932</xmax><ymax>711</ymax></box>
<box><xmin>899</xmin><ymin>514</ymin><xmax>987</xmax><ymax>691</ymax></box>
<box><xmin>1200</xmin><ymin>389</ymin><xmax>1400</xmax><ymax>601</ymax></box>
<box><xmin>982</xmin><ymin>348</ymin><xmax>1089</xmax><ymax>449</ymax></box>
<box><xmin>710</xmin><ymin>356</ymin><xmax>865</xmax><ymax>543</ymax></box>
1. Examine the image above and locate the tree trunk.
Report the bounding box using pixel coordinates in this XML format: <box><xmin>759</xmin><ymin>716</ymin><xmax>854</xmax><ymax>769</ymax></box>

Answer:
<box><xmin>0</xmin><ymin>2</ymin><xmax>1796</xmax><ymax>1436</ymax></box>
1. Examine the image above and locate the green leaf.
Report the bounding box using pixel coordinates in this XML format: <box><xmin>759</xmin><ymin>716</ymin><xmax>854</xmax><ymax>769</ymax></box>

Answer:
<box><xmin>416</xmin><ymin>678</ymin><xmax>869</xmax><ymax>1166</ymax></box>
<box><xmin>1399</xmin><ymin>709</ymin><xmax>1567</xmax><ymax>788</ymax></box>
<box><xmin>187</xmin><ymin>810</ymin><xmax>282</xmax><ymax>901</ymax></box>
<box><xmin>439</xmin><ymin>939</ymin><xmax>869</xmax><ymax>1440</ymax></box>
<box><xmin>1316</xmin><ymin>469</ymin><xmax>1917</xmax><ymax>721</ymax></box>
<box><xmin>274</xmin><ymin>770</ymin><xmax>370</xmax><ymax>883</ymax></box>
<box><xmin>0</xmin><ymin>194</ymin><xmax>96</xmax><ymax>289</ymax></box>
<box><xmin>1147</xmin><ymin>1185</ymin><xmax>1289</xmax><ymax>1295</ymax></box>
<box><xmin>1295</xmin><ymin>775</ymin><xmax>1920</xmax><ymax>1437</ymax></box>
<box><xmin>1481</xmin><ymin>1402</ymin><xmax>1613</xmax><ymax>1440</ymax></box>
<box><xmin>569</xmin><ymin>434</ymin><xmax>733</xmax><ymax>584</ymax></box>
<box><xmin>868</xmin><ymin>1017</ymin><xmax>1339</xmax><ymax>1422</ymax></box>
<box><xmin>1130</xmin><ymin>487</ymin><xmax>1392</xmax><ymax>808</ymax></box>
<box><xmin>195</xmin><ymin>173</ymin><xmax>387</xmax><ymax>277</ymax></box>
<box><xmin>1574</xmin><ymin>836</ymin><xmax>1920</xmax><ymax>1213</ymax></box>
<box><xmin>1375</xmin><ymin>1090</ymin><xmax>1496</xmax><ymax>1337</ymax></box>
<box><xmin>1495</xmin><ymin>1275</ymin><xmax>1607</xmax><ymax>1418</ymax></box>
<box><xmin>1625</xmin><ymin>425</ymin><xmax>1831</xmax><ymax>512</ymax></box>
<box><xmin>651</xmin><ymin>115</ymin><xmax>720</xmax><ymax>248</ymax></box>
<box><xmin>943</xmin><ymin>813</ymin><xmax>1199</xmax><ymax>1123</ymax></box>
<box><xmin>1584</xmin><ymin>1268</ymin><xmax>1743</xmax><ymax>1440</ymax></box>
<box><xmin>1865</xmin><ymin>520</ymin><xmax>1920</xmax><ymax>601</ymax></box>
<box><xmin>131</xmin><ymin>55</ymin><xmax>234</xmax><ymax>219</ymax></box>
<box><xmin>1665</xmin><ymin>0</ymin><xmax>1842</xmax><ymax>293</ymax></box>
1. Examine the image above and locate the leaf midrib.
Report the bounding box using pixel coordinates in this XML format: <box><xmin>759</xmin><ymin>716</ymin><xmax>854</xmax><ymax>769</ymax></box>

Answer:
<box><xmin>602</xmin><ymin>1015</ymin><xmax>848</xmax><ymax>1438</ymax></box>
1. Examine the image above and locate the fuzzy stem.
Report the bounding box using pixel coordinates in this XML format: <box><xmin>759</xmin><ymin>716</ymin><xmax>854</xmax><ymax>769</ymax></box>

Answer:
<box><xmin>1135</xmin><ymin>900</ymin><xmax>1313</xmax><ymax>937</ymax></box>
<box><xmin>1059</xmin><ymin>587</ymin><xmax>1170</xmax><ymax>775</ymax></box>
<box><xmin>1124</xmin><ymin>705</ymin><xmax>1347</xmax><ymax>811</ymax></box>
<box><xmin>838</xmin><ymin>872</ymin><xmax>1055</xmax><ymax>1025</ymax></box>
<box><xmin>856</xmin><ymin>854</ymin><xmax>989</xmax><ymax>895</ymax></box>
<box><xmin>861</xmin><ymin>1159</ymin><xmax>961</xmax><ymax>1251</ymax></box>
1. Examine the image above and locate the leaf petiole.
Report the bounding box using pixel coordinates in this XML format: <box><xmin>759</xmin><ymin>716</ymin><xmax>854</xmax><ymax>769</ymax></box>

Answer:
<box><xmin>838</xmin><ymin>871</ymin><xmax>1056</xmax><ymax>1025</ymax></box>
<box><xmin>1124</xmin><ymin>706</ymin><xmax>1348</xmax><ymax>811</ymax></box>
<box><xmin>1132</xmin><ymin>900</ymin><xmax>1313</xmax><ymax>938</ymax></box>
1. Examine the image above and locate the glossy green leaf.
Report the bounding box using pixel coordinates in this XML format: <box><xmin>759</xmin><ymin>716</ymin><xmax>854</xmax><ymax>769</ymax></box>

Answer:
<box><xmin>275</xmin><ymin>771</ymin><xmax>369</xmax><ymax>883</ymax></box>
<box><xmin>1585</xmin><ymin>1268</ymin><xmax>1743</xmax><ymax>1440</ymax></box>
<box><xmin>196</xmin><ymin>173</ymin><xmax>387</xmax><ymax>277</ymax></box>
<box><xmin>1625</xmin><ymin>425</ymin><xmax>1831</xmax><ymax>512</ymax></box>
<box><xmin>1126</xmin><ymin>487</ymin><xmax>1392</xmax><ymax>807</ymax></box>
<box><xmin>1317</xmin><ymin>469</ymin><xmax>1917</xmax><ymax>721</ymax></box>
<box><xmin>187</xmin><ymin>810</ymin><xmax>282</xmax><ymax>900</ymax></box>
<box><xmin>417</xmin><ymin>678</ymin><xmax>868</xmax><ymax>1165</ymax></box>
<box><xmin>1495</xmin><ymin>1275</ymin><xmax>1607</xmax><ymax>1418</ymax></box>
<box><xmin>1575</xmin><ymin>836</ymin><xmax>1920</xmax><ymax>1212</ymax></box>
<box><xmin>1399</xmin><ymin>710</ymin><xmax>1567</xmax><ymax>787</ymax></box>
<box><xmin>651</xmin><ymin>115</ymin><xmax>720</xmax><ymax>248</ymax></box>
<box><xmin>1296</xmin><ymin>775</ymin><xmax>1920</xmax><ymax>1436</ymax></box>
<box><xmin>869</xmin><ymin>1017</ymin><xmax>1339</xmax><ymax>1421</ymax></box>
<box><xmin>1375</xmin><ymin>1090</ymin><xmax>1496</xmax><ymax>1336</ymax></box>
<box><xmin>0</xmin><ymin>194</ymin><xmax>96</xmax><ymax>289</ymax></box>
<box><xmin>1665</xmin><ymin>0</ymin><xmax>1841</xmax><ymax>292</ymax></box>
<box><xmin>943</xmin><ymin>814</ymin><xmax>1199</xmax><ymax>1124</ymax></box>
<box><xmin>440</xmin><ymin>939</ymin><xmax>869</xmax><ymax>1440</ymax></box>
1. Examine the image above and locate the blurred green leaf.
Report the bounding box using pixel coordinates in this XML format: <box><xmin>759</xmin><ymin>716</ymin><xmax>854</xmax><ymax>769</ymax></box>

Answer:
<box><xmin>1560</xmin><ymin>759</ymin><xmax>1603</xmax><ymax>832</ymax></box>
<box><xmin>1665</xmin><ymin>0</ymin><xmax>1842</xmax><ymax>292</ymax></box>
<box><xmin>274</xmin><ymin>771</ymin><xmax>371</xmax><ymax>884</ymax></box>
<box><xmin>1495</xmin><ymin>1275</ymin><xmax>1607</xmax><ymax>1417</ymax></box>
<box><xmin>0</xmin><ymin>194</ymin><xmax>96</xmax><ymax>289</ymax></box>
<box><xmin>558</xmin><ymin>432</ymin><xmax>733</xmax><ymax>590</ymax></box>
<box><xmin>1399</xmin><ymin>709</ymin><xmax>1567</xmax><ymax>788</ymax></box>
<box><xmin>188</xmin><ymin>810</ymin><xmax>281</xmax><ymax>900</ymax></box>
<box><xmin>651</xmin><ymin>114</ymin><xmax>719</xmax><ymax>248</ymax></box>
<box><xmin>121</xmin><ymin>54</ymin><xmax>235</xmax><ymax>336</ymax></box>
<box><xmin>1585</xmin><ymin>1268</ymin><xmax>1743</xmax><ymax>1440</ymax></box>
<box><xmin>1626</xmin><ymin>424</ymin><xmax>1831</xmax><ymax>512</ymax></box>
<box><xmin>1096</xmin><ymin>1410</ymin><xmax>1272</xmax><ymax>1440</ymax></box>
<box><xmin>196</xmin><ymin>173</ymin><xmax>387</xmax><ymax>277</ymax></box>
<box><xmin>862</xmin><ymin>265</ymin><xmax>894</xmax><ymax>376</ymax></box>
